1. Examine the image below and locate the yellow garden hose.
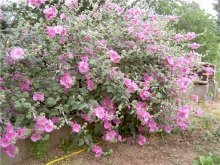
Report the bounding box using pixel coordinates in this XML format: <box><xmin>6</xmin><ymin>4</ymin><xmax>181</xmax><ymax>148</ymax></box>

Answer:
<box><xmin>46</xmin><ymin>149</ymin><xmax>85</xmax><ymax>165</ymax></box>
<box><xmin>46</xmin><ymin>142</ymin><xmax>100</xmax><ymax>165</ymax></box>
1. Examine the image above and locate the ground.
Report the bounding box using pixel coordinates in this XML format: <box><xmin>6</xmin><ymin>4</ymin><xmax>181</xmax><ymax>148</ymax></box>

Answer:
<box><xmin>18</xmin><ymin>101</ymin><xmax>220</xmax><ymax>165</ymax></box>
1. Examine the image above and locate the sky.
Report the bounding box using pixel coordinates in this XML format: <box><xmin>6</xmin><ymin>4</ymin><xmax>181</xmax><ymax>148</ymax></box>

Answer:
<box><xmin>186</xmin><ymin>0</ymin><xmax>217</xmax><ymax>16</ymax></box>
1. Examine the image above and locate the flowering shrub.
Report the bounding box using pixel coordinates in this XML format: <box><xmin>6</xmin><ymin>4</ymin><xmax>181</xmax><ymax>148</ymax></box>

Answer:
<box><xmin>0</xmin><ymin>0</ymin><xmax>202</xmax><ymax>158</ymax></box>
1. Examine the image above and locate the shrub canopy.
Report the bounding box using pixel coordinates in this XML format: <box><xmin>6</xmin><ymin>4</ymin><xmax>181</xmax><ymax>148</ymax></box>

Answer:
<box><xmin>0</xmin><ymin>0</ymin><xmax>202</xmax><ymax>158</ymax></box>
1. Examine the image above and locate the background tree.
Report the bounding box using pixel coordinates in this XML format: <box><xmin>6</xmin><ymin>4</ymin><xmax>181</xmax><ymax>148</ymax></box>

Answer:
<box><xmin>149</xmin><ymin>0</ymin><xmax>220</xmax><ymax>81</ymax></box>
<box><xmin>213</xmin><ymin>0</ymin><xmax>220</xmax><ymax>33</ymax></box>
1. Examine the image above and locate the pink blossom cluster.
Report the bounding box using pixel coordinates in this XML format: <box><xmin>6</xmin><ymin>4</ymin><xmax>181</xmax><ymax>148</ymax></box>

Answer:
<box><xmin>33</xmin><ymin>92</ymin><xmax>45</xmax><ymax>102</ymax></box>
<box><xmin>10</xmin><ymin>47</ymin><xmax>25</xmax><ymax>60</ymax></box>
<box><xmin>69</xmin><ymin>122</ymin><xmax>81</xmax><ymax>133</ymax></box>
<box><xmin>147</xmin><ymin>45</ymin><xmax>158</xmax><ymax>54</ymax></box>
<box><xmin>175</xmin><ymin>76</ymin><xmax>192</xmax><ymax>93</ymax></box>
<box><xmin>135</xmin><ymin>102</ymin><xmax>151</xmax><ymax>125</ymax></box>
<box><xmin>105</xmin><ymin>2</ymin><xmax>124</xmax><ymax>15</ymax></box>
<box><xmin>125</xmin><ymin>8</ymin><xmax>143</xmax><ymax>20</ymax></box>
<box><xmin>137</xmin><ymin>134</ymin><xmax>147</xmax><ymax>145</ymax></box>
<box><xmin>190</xmin><ymin>42</ymin><xmax>200</xmax><ymax>49</ymax></box>
<box><xmin>43</xmin><ymin>7</ymin><xmax>58</xmax><ymax>20</ymax></box>
<box><xmin>192</xmin><ymin>95</ymin><xmax>199</xmax><ymax>103</ymax></box>
<box><xmin>46</xmin><ymin>26</ymin><xmax>67</xmax><ymax>38</ymax></box>
<box><xmin>28</xmin><ymin>0</ymin><xmax>45</xmax><ymax>7</ymax></box>
<box><xmin>109</xmin><ymin>50</ymin><xmax>121</xmax><ymax>63</ymax></box>
<box><xmin>123</xmin><ymin>78</ymin><xmax>138</xmax><ymax>93</ymax></box>
<box><xmin>204</xmin><ymin>66</ymin><xmax>214</xmax><ymax>75</ymax></box>
<box><xmin>92</xmin><ymin>97</ymin><xmax>122</xmax><ymax>142</ymax></box>
<box><xmin>60</xmin><ymin>72</ymin><xmax>74</xmax><ymax>89</ymax></box>
<box><xmin>64</xmin><ymin>0</ymin><xmax>78</xmax><ymax>9</ymax></box>
<box><xmin>19</xmin><ymin>79</ymin><xmax>31</xmax><ymax>92</ymax></box>
<box><xmin>174</xmin><ymin>32</ymin><xmax>196</xmax><ymax>43</ymax></box>
<box><xmin>78</xmin><ymin>57</ymin><xmax>90</xmax><ymax>74</ymax></box>
<box><xmin>164</xmin><ymin>15</ymin><xmax>179</xmax><ymax>22</ymax></box>
<box><xmin>92</xmin><ymin>145</ymin><xmax>103</xmax><ymax>157</ymax></box>
<box><xmin>31</xmin><ymin>116</ymin><xmax>54</xmax><ymax>142</ymax></box>
<box><xmin>0</xmin><ymin>123</ymin><xmax>29</xmax><ymax>157</ymax></box>
<box><xmin>176</xmin><ymin>106</ymin><xmax>191</xmax><ymax>130</ymax></box>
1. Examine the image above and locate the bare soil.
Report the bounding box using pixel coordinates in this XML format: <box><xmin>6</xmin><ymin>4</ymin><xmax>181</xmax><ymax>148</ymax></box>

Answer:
<box><xmin>18</xmin><ymin>101</ymin><xmax>220</xmax><ymax>165</ymax></box>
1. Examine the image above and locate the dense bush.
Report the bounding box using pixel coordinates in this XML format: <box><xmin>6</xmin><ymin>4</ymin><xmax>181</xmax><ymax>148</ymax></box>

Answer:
<box><xmin>0</xmin><ymin>0</ymin><xmax>202</xmax><ymax>158</ymax></box>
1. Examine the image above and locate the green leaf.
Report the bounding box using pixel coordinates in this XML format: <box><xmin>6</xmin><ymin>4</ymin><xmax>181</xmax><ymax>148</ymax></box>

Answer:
<box><xmin>14</xmin><ymin>101</ymin><xmax>22</xmax><ymax>109</ymax></box>
<box><xmin>78</xmin><ymin>138</ymin><xmax>84</xmax><ymax>146</ymax></box>
<box><xmin>23</xmin><ymin>92</ymin><xmax>29</xmax><ymax>98</ymax></box>
<box><xmin>199</xmin><ymin>156</ymin><xmax>214</xmax><ymax>165</ymax></box>
<box><xmin>22</xmin><ymin>102</ymin><xmax>32</xmax><ymax>109</ymax></box>
<box><xmin>46</xmin><ymin>97</ymin><xmax>57</xmax><ymax>107</ymax></box>
<box><xmin>79</xmin><ymin>87</ymin><xmax>88</xmax><ymax>95</ymax></box>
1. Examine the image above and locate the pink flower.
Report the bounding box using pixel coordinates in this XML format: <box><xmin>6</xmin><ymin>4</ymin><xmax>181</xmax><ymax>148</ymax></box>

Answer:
<box><xmin>195</xmin><ymin>108</ymin><xmax>203</xmax><ymax>117</ymax></box>
<box><xmin>190</xmin><ymin>43</ymin><xmax>200</xmax><ymax>49</ymax></box>
<box><xmin>60</xmin><ymin>36</ymin><xmax>66</xmax><ymax>44</ymax></box>
<box><xmin>166</xmin><ymin>56</ymin><xmax>174</xmax><ymax>66</ymax></box>
<box><xmin>165</xmin><ymin>15</ymin><xmax>179</xmax><ymax>22</ymax></box>
<box><xmin>19</xmin><ymin>79</ymin><xmax>31</xmax><ymax>92</ymax></box>
<box><xmin>67</xmin><ymin>52</ymin><xmax>73</xmax><ymax>59</ymax></box>
<box><xmin>65</xmin><ymin>0</ymin><xmax>78</xmax><ymax>8</ymax></box>
<box><xmin>164</xmin><ymin>125</ymin><xmax>173</xmax><ymax>133</ymax></box>
<box><xmin>4</xmin><ymin>145</ymin><xmax>18</xmax><ymax>158</ymax></box>
<box><xmin>147</xmin><ymin>120</ymin><xmax>158</xmax><ymax>132</ymax></box>
<box><xmin>186</xmin><ymin>32</ymin><xmax>196</xmax><ymax>40</ymax></box>
<box><xmin>147</xmin><ymin>45</ymin><xmax>158</xmax><ymax>54</ymax></box>
<box><xmin>104</xmin><ymin>121</ymin><xmax>112</xmax><ymax>130</ymax></box>
<box><xmin>5</xmin><ymin>131</ymin><xmax>17</xmax><ymax>141</ymax></box>
<box><xmin>84</xmin><ymin>47</ymin><xmax>94</xmax><ymax>56</ymax></box>
<box><xmin>30</xmin><ymin>133</ymin><xmax>41</xmax><ymax>142</ymax></box>
<box><xmin>0</xmin><ymin>77</ymin><xmax>3</xmax><ymax>85</ymax></box>
<box><xmin>192</xmin><ymin>95</ymin><xmax>199</xmax><ymax>103</ymax></box>
<box><xmin>83</xmin><ymin>35</ymin><xmax>90</xmax><ymax>42</ymax></box>
<box><xmin>92</xmin><ymin>145</ymin><xmax>103</xmax><ymax>157</ymax></box>
<box><xmin>10</xmin><ymin>47</ymin><xmax>25</xmax><ymax>60</ymax></box>
<box><xmin>60</xmin><ymin>73</ymin><xmax>74</xmax><ymax>89</ymax></box>
<box><xmin>140</xmin><ymin>90</ymin><xmax>151</xmax><ymax>101</ymax></box>
<box><xmin>86</xmin><ymin>79</ymin><xmax>94</xmax><ymax>91</ymax></box>
<box><xmin>51</xmin><ymin>117</ymin><xmax>59</xmax><ymax>124</ymax></box>
<box><xmin>109</xmin><ymin>50</ymin><xmax>121</xmax><ymax>63</ymax></box>
<box><xmin>17</xmin><ymin>128</ymin><xmax>29</xmax><ymax>139</ymax></box>
<box><xmin>44</xmin><ymin>120</ymin><xmax>54</xmax><ymax>132</ymax></box>
<box><xmin>174</xmin><ymin>34</ymin><xmax>185</xmax><ymax>43</ymax></box>
<box><xmin>135</xmin><ymin>102</ymin><xmax>151</xmax><ymax>124</ymax></box>
<box><xmin>54</xmin><ymin>26</ymin><xmax>67</xmax><ymax>36</ymax></box>
<box><xmin>60</xmin><ymin>13</ymin><xmax>66</xmax><ymax>20</ymax></box>
<box><xmin>70</xmin><ymin>122</ymin><xmax>81</xmax><ymax>133</ymax></box>
<box><xmin>94</xmin><ymin>106</ymin><xmax>105</xmax><ymax>119</ymax></box>
<box><xmin>34</xmin><ymin>116</ymin><xmax>54</xmax><ymax>133</ymax></box>
<box><xmin>177</xmin><ymin>121</ymin><xmax>188</xmax><ymax>130</ymax></box>
<box><xmin>144</xmin><ymin>74</ymin><xmax>154</xmax><ymax>82</ymax></box>
<box><xmin>177</xmin><ymin>106</ymin><xmax>191</xmax><ymax>119</ymax></box>
<box><xmin>59</xmin><ymin>55</ymin><xmax>66</xmax><ymax>62</ymax></box>
<box><xmin>28</xmin><ymin>0</ymin><xmax>45</xmax><ymax>7</ymax></box>
<box><xmin>81</xmin><ymin>113</ymin><xmax>91</xmax><ymax>122</ymax></box>
<box><xmin>124</xmin><ymin>78</ymin><xmax>138</xmax><ymax>93</ymax></box>
<box><xmin>46</xmin><ymin>27</ymin><xmax>56</xmax><ymax>38</ymax></box>
<box><xmin>78</xmin><ymin>60</ymin><xmax>89</xmax><ymax>74</ymax></box>
<box><xmin>104</xmin><ymin>130</ymin><xmax>117</xmax><ymax>141</ymax></box>
<box><xmin>0</xmin><ymin>137</ymin><xmax>11</xmax><ymax>148</ymax></box>
<box><xmin>78</xmin><ymin>14</ymin><xmax>87</xmax><ymax>21</ymax></box>
<box><xmin>33</xmin><ymin>92</ymin><xmax>45</xmax><ymax>102</ymax></box>
<box><xmin>43</xmin><ymin>7</ymin><xmax>58</xmax><ymax>20</ymax></box>
<box><xmin>137</xmin><ymin>134</ymin><xmax>147</xmax><ymax>146</ymax></box>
